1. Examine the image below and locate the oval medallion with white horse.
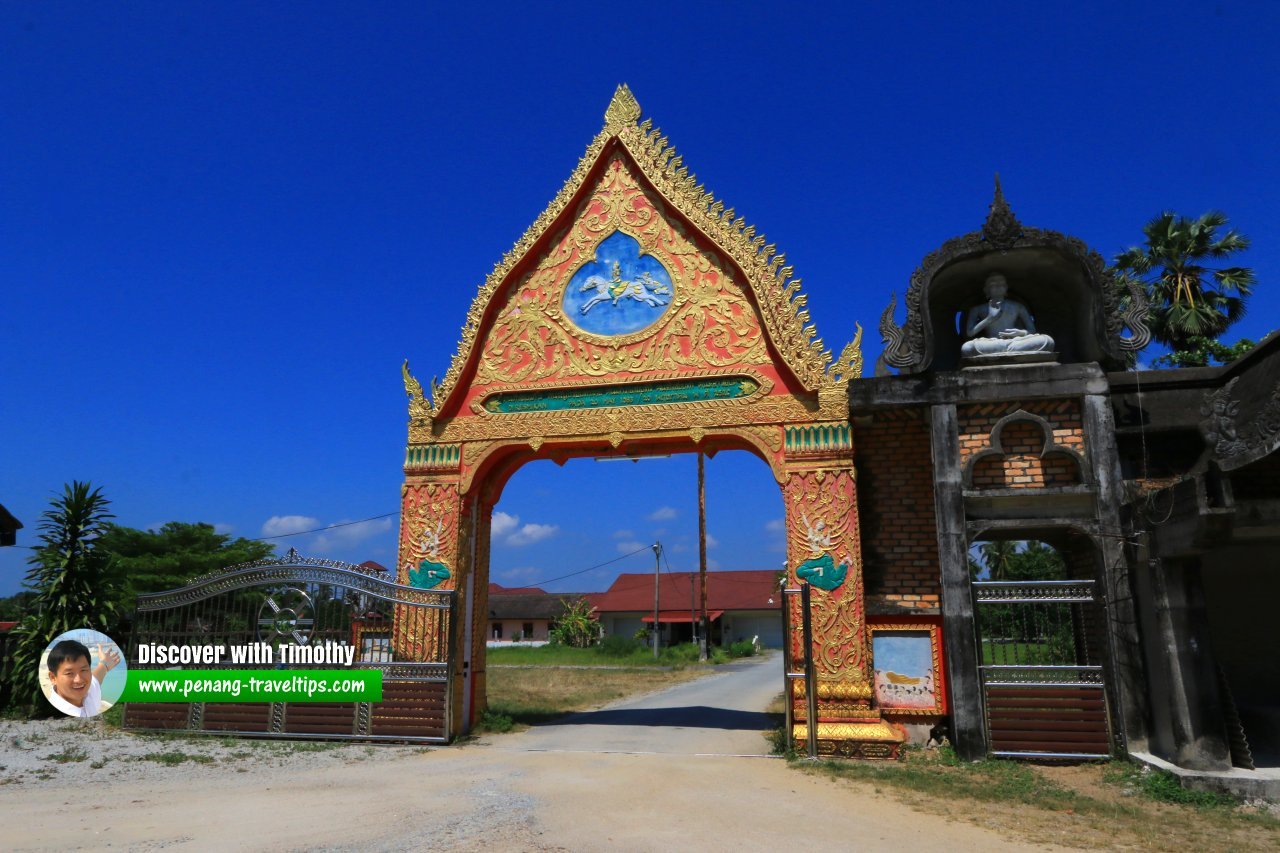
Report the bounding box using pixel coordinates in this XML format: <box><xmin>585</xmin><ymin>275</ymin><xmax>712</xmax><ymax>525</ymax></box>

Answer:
<box><xmin>562</xmin><ymin>230</ymin><xmax>674</xmax><ymax>337</ymax></box>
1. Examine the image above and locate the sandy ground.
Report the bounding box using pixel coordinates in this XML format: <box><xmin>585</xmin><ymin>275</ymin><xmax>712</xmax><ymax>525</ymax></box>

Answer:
<box><xmin>0</xmin><ymin>657</ymin><xmax>1054</xmax><ymax>852</ymax></box>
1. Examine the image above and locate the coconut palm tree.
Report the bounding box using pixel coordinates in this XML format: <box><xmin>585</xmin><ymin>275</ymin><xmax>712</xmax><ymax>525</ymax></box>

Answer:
<box><xmin>1115</xmin><ymin>211</ymin><xmax>1255</xmax><ymax>365</ymax></box>
<box><xmin>979</xmin><ymin>540</ymin><xmax>1018</xmax><ymax>581</ymax></box>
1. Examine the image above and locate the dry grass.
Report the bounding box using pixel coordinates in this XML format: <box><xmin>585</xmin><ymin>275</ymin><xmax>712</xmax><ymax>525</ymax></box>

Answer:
<box><xmin>802</xmin><ymin>748</ymin><xmax>1279</xmax><ymax>851</ymax></box>
<box><xmin>482</xmin><ymin>666</ymin><xmax>709</xmax><ymax>730</ymax></box>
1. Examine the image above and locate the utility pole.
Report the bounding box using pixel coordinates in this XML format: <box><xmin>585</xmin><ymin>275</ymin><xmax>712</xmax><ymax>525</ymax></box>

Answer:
<box><xmin>690</xmin><ymin>572</ymin><xmax>697</xmax><ymax>648</ymax></box>
<box><xmin>698</xmin><ymin>451</ymin><xmax>709</xmax><ymax>661</ymax></box>
<box><xmin>651</xmin><ymin>541</ymin><xmax>662</xmax><ymax>659</ymax></box>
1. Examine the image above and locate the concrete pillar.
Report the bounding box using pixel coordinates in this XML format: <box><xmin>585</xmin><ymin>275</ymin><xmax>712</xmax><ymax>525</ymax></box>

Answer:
<box><xmin>1149</xmin><ymin>556</ymin><xmax>1232</xmax><ymax>770</ymax></box>
<box><xmin>1081</xmin><ymin>393</ymin><xmax>1150</xmax><ymax>751</ymax></box>
<box><xmin>929</xmin><ymin>403</ymin><xmax>987</xmax><ymax>760</ymax></box>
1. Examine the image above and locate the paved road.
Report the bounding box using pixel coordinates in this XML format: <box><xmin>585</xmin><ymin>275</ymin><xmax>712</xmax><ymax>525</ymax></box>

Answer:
<box><xmin>487</xmin><ymin>652</ymin><xmax>784</xmax><ymax>756</ymax></box>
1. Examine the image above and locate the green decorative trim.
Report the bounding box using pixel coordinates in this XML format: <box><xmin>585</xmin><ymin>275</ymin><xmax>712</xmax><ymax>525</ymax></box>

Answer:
<box><xmin>405</xmin><ymin>444</ymin><xmax>461</xmax><ymax>469</ymax></box>
<box><xmin>482</xmin><ymin>377</ymin><xmax>759</xmax><ymax>414</ymax></box>
<box><xmin>785</xmin><ymin>423</ymin><xmax>851</xmax><ymax>454</ymax></box>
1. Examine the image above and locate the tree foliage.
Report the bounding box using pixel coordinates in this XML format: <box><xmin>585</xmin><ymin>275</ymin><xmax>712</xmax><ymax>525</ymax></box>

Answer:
<box><xmin>98</xmin><ymin>521</ymin><xmax>274</xmax><ymax>600</ymax></box>
<box><xmin>1115</xmin><ymin>211</ymin><xmax>1256</xmax><ymax>367</ymax></box>
<box><xmin>974</xmin><ymin>540</ymin><xmax>1066</xmax><ymax>581</ymax></box>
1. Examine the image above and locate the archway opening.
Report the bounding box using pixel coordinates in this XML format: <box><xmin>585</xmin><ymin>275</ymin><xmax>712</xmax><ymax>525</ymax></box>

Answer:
<box><xmin>473</xmin><ymin>446</ymin><xmax>787</xmax><ymax>743</ymax></box>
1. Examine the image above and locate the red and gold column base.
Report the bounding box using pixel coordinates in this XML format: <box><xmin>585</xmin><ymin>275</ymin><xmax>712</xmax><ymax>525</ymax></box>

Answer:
<box><xmin>792</xmin><ymin>720</ymin><xmax>906</xmax><ymax>760</ymax></box>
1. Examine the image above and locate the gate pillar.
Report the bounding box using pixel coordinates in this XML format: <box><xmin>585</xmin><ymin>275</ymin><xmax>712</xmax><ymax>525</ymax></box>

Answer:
<box><xmin>783</xmin><ymin>412</ymin><xmax>905</xmax><ymax>758</ymax></box>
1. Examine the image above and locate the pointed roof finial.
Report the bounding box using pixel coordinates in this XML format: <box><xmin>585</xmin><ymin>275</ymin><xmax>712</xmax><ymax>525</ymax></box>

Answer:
<box><xmin>983</xmin><ymin>172</ymin><xmax>1022</xmax><ymax>247</ymax></box>
<box><xmin>604</xmin><ymin>83</ymin><xmax>642</xmax><ymax>126</ymax></box>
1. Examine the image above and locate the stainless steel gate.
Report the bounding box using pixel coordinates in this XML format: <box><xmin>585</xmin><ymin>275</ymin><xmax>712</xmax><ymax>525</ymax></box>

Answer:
<box><xmin>123</xmin><ymin>548</ymin><xmax>455</xmax><ymax>742</ymax></box>
<box><xmin>973</xmin><ymin>579</ymin><xmax>1113</xmax><ymax>759</ymax></box>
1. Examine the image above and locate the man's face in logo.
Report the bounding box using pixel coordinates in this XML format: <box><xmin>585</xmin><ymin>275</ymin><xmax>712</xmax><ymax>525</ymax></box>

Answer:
<box><xmin>50</xmin><ymin>654</ymin><xmax>92</xmax><ymax>706</ymax></box>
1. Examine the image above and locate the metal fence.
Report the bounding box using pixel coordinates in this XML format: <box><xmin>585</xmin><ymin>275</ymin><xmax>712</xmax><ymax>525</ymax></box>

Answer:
<box><xmin>123</xmin><ymin>549</ymin><xmax>454</xmax><ymax>742</ymax></box>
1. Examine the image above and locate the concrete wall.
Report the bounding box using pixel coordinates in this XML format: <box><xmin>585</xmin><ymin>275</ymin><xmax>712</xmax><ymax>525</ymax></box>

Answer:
<box><xmin>1201</xmin><ymin>543</ymin><xmax>1280</xmax><ymax>759</ymax></box>
<box><xmin>721</xmin><ymin>611</ymin><xmax>782</xmax><ymax>648</ymax></box>
<box><xmin>487</xmin><ymin>619</ymin><xmax>551</xmax><ymax>642</ymax></box>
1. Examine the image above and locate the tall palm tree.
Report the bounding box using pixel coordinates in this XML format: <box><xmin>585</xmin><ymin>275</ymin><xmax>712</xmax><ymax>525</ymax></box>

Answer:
<box><xmin>980</xmin><ymin>540</ymin><xmax>1018</xmax><ymax>581</ymax></box>
<box><xmin>2</xmin><ymin>482</ymin><xmax>119</xmax><ymax>715</ymax></box>
<box><xmin>1115</xmin><ymin>211</ymin><xmax>1255</xmax><ymax>362</ymax></box>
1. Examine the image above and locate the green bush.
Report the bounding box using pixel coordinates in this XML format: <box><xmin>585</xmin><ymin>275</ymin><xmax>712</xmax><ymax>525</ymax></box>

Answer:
<box><xmin>599</xmin><ymin>635</ymin><xmax>644</xmax><ymax>657</ymax></box>
<box><xmin>658</xmin><ymin>643</ymin><xmax>701</xmax><ymax>665</ymax></box>
<box><xmin>727</xmin><ymin>640</ymin><xmax>757</xmax><ymax>658</ymax></box>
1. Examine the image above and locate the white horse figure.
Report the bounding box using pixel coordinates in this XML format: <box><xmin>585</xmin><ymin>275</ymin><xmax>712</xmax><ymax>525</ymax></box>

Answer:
<box><xmin>579</xmin><ymin>275</ymin><xmax>617</xmax><ymax>315</ymax></box>
<box><xmin>578</xmin><ymin>269</ymin><xmax>671</xmax><ymax>315</ymax></box>
<box><xmin>612</xmin><ymin>271</ymin><xmax>670</xmax><ymax>307</ymax></box>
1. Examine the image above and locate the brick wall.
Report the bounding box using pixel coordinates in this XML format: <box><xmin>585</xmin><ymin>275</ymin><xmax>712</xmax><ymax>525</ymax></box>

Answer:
<box><xmin>959</xmin><ymin>400</ymin><xmax>1085</xmax><ymax>489</ymax></box>
<box><xmin>854</xmin><ymin>409</ymin><xmax>941</xmax><ymax>614</ymax></box>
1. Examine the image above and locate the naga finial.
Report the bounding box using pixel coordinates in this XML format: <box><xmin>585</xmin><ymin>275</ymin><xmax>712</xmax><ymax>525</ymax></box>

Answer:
<box><xmin>604</xmin><ymin>83</ymin><xmax>642</xmax><ymax>126</ymax></box>
<box><xmin>402</xmin><ymin>359</ymin><xmax>432</xmax><ymax>422</ymax></box>
<box><xmin>826</xmin><ymin>322</ymin><xmax>864</xmax><ymax>385</ymax></box>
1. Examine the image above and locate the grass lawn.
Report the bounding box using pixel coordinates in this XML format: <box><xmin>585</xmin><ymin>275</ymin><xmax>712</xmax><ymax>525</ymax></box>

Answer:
<box><xmin>487</xmin><ymin>640</ymin><xmax>757</xmax><ymax>668</ymax></box>
<box><xmin>796</xmin><ymin>746</ymin><xmax>1279</xmax><ymax>851</ymax></box>
<box><xmin>483</xmin><ymin>666</ymin><xmax>710</xmax><ymax>730</ymax></box>
<box><xmin>486</xmin><ymin>644</ymin><xmax>685</xmax><ymax>667</ymax></box>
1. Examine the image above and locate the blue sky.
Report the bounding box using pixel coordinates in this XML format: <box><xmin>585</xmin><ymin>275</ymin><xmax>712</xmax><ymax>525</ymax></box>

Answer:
<box><xmin>3</xmin><ymin>2</ymin><xmax>1277</xmax><ymax>597</ymax></box>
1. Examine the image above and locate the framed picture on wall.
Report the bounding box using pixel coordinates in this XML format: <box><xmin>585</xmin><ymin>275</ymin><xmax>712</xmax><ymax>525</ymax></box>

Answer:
<box><xmin>868</xmin><ymin>622</ymin><xmax>945</xmax><ymax>715</ymax></box>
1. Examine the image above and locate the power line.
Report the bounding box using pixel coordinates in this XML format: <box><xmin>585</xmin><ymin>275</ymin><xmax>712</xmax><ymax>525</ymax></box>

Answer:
<box><xmin>256</xmin><ymin>512</ymin><xmax>400</xmax><ymax>541</ymax></box>
<box><xmin>519</xmin><ymin>544</ymin><xmax>654</xmax><ymax>588</ymax></box>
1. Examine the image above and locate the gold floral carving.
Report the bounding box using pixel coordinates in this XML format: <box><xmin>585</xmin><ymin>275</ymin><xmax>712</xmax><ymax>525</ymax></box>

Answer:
<box><xmin>457</xmin><ymin>426</ymin><xmax>788</xmax><ymax>495</ymax></box>
<box><xmin>792</xmin><ymin>721</ymin><xmax>905</xmax><ymax>742</ymax></box>
<box><xmin>785</xmin><ymin>468</ymin><xmax>870</xmax><ymax>682</ymax></box>
<box><xmin>604</xmin><ymin>83</ymin><xmax>642</xmax><ymax>126</ymax></box>
<box><xmin>426</xmin><ymin>90</ymin><xmax>843</xmax><ymax>419</ymax></box>
<box><xmin>397</xmin><ymin>483</ymin><xmax>462</xmax><ymax>590</ymax></box>
<box><xmin>472</xmin><ymin>156</ymin><xmax>769</xmax><ymax>390</ymax></box>
<box><xmin>414</xmin><ymin>391</ymin><xmax>842</xmax><ymax>446</ymax></box>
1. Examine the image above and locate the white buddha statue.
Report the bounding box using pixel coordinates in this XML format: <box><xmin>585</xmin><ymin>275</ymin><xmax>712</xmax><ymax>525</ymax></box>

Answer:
<box><xmin>961</xmin><ymin>273</ymin><xmax>1055</xmax><ymax>358</ymax></box>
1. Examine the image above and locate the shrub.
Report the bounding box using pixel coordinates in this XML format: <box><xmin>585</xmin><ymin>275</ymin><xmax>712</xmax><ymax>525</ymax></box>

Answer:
<box><xmin>547</xmin><ymin>598</ymin><xmax>600</xmax><ymax>648</ymax></box>
<box><xmin>727</xmin><ymin>640</ymin><xmax>757</xmax><ymax>658</ymax></box>
<box><xmin>599</xmin><ymin>635</ymin><xmax>644</xmax><ymax>657</ymax></box>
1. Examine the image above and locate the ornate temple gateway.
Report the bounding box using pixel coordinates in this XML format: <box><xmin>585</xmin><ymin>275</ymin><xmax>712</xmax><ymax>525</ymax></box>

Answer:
<box><xmin>397</xmin><ymin>84</ymin><xmax>901</xmax><ymax>757</ymax></box>
<box><xmin>396</xmin><ymin>88</ymin><xmax>1280</xmax><ymax>782</ymax></box>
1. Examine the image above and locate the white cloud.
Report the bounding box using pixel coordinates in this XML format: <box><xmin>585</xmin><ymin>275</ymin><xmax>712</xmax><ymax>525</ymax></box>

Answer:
<box><xmin>506</xmin><ymin>523</ymin><xmax>558</xmax><ymax>546</ymax></box>
<box><xmin>312</xmin><ymin>517</ymin><xmax>394</xmax><ymax>552</ymax></box>
<box><xmin>261</xmin><ymin>515</ymin><xmax>320</xmax><ymax>537</ymax></box>
<box><xmin>648</xmin><ymin>506</ymin><xmax>677</xmax><ymax>521</ymax></box>
<box><xmin>706</xmin><ymin>533</ymin><xmax>720</xmax><ymax>549</ymax></box>
<box><xmin>613</xmin><ymin>529</ymin><xmax>635</xmax><ymax>539</ymax></box>
<box><xmin>765</xmin><ymin>517</ymin><xmax>787</xmax><ymax>552</ymax></box>
<box><xmin>491</xmin><ymin>511</ymin><xmax>520</xmax><ymax>538</ymax></box>
<box><xmin>213</xmin><ymin>523</ymin><xmax>235</xmax><ymax>535</ymax></box>
<box><xmin>617</xmin><ymin>540</ymin><xmax>644</xmax><ymax>553</ymax></box>
<box><xmin>498</xmin><ymin>566</ymin><xmax>540</xmax><ymax>582</ymax></box>
<box><xmin>708</xmin><ymin>558</ymin><xmax>722</xmax><ymax>570</ymax></box>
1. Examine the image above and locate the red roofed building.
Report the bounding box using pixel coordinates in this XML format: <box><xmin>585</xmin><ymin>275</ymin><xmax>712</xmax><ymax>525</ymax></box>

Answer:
<box><xmin>589</xmin><ymin>570</ymin><xmax>783</xmax><ymax>648</ymax></box>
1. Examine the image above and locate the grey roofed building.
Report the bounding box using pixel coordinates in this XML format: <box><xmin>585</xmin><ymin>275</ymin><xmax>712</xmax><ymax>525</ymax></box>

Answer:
<box><xmin>0</xmin><ymin>504</ymin><xmax>22</xmax><ymax>547</ymax></box>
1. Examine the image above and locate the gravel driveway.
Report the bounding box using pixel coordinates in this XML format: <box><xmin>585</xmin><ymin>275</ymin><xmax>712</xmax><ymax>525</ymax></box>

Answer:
<box><xmin>0</xmin><ymin>656</ymin><xmax>1051</xmax><ymax>852</ymax></box>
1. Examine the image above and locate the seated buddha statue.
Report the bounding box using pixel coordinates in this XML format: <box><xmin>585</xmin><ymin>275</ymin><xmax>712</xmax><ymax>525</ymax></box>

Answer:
<box><xmin>960</xmin><ymin>273</ymin><xmax>1055</xmax><ymax>359</ymax></box>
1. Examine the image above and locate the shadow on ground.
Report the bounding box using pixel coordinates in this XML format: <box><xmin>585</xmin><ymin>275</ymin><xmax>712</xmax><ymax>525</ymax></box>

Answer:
<box><xmin>529</xmin><ymin>705</ymin><xmax>779</xmax><ymax>731</ymax></box>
